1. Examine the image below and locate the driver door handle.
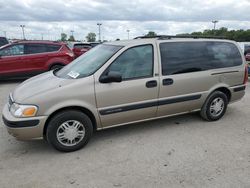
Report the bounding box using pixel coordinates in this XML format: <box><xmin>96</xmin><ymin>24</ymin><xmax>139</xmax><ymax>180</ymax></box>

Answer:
<box><xmin>162</xmin><ymin>78</ymin><xmax>174</xmax><ymax>86</ymax></box>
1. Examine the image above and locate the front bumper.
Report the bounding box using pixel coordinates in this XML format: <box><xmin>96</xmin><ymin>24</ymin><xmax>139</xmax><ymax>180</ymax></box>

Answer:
<box><xmin>2</xmin><ymin>104</ymin><xmax>47</xmax><ymax>140</ymax></box>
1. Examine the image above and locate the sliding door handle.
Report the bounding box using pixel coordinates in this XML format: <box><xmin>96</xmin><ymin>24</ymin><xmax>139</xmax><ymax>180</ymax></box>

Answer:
<box><xmin>146</xmin><ymin>80</ymin><xmax>157</xmax><ymax>88</ymax></box>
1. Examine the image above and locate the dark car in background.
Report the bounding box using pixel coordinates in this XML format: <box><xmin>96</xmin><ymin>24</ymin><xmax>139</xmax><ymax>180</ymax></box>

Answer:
<box><xmin>89</xmin><ymin>42</ymin><xmax>100</xmax><ymax>47</ymax></box>
<box><xmin>0</xmin><ymin>37</ymin><xmax>9</xmax><ymax>47</ymax></box>
<box><xmin>0</xmin><ymin>40</ymin><xmax>74</xmax><ymax>79</ymax></box>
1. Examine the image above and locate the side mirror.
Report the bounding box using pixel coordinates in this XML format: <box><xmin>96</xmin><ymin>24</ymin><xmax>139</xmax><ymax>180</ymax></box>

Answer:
<box><xmin>99</xmin><ymin>71</ymin><xmax>122</xmax><ymax>83</ymax></box>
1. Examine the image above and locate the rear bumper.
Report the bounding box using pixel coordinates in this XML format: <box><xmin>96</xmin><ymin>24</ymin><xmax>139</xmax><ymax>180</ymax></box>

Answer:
<box><xmin>2</xmin><ymin>104</ymin><xmax>47</xmax><ymax>140</ymax></box>
<box><xmin>230</xmin><ymin>85</ymin><xmax>246</xmax><ymax>103</ymax></box>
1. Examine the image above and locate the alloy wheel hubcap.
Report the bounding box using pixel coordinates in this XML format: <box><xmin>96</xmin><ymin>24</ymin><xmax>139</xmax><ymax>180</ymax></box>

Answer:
<box><xmin>210</xmin><ymin>97</ymin><xmax>224</xmax><ymax>117</ymax></box>
<box><xmin>56</xmin><ymin>120</ymin><xmax>85</xmax><ymax>147</ymax></box>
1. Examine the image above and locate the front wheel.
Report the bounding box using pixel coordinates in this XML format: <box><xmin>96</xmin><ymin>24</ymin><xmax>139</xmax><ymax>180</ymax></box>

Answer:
<box><xmin>200</xmin><ymin>91</ymin><xmax>228</xmax><ymax>121</ymax></box>
<box><xmin>46</xmin><ymin>110</ymin><xmax>93</xmax><ymax>152</ymax></box>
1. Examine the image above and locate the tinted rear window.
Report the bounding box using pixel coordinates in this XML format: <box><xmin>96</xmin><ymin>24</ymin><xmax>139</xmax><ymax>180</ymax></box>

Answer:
<box><xmin>74</xmin><ymin>44</ymin><xmax>91</xmax><ymax>49</ymax></box>
<box><xmin>160</xmin><ymin>41</ymin><xmax>242</xmax><ymax>75</ymax></box>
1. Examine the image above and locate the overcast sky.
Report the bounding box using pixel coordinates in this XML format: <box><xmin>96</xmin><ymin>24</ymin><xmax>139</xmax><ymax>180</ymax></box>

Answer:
<box><xmin>1</xmin><ymin>0</ymin><xmax>250</xmax><ymax>41</ymax></box>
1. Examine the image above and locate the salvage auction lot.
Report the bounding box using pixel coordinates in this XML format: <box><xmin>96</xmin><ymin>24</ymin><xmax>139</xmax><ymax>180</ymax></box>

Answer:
<box><xmin>0</xmin><ymin>81</ymin><xmax>249</xmax><ymax>188</ymax></box>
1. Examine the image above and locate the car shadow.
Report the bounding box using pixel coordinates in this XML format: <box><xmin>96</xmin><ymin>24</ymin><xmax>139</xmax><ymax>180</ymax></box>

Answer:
<box><xmin>0</xmin><ymin>79</ymin><xmax>24</xmax><ymax>84</ymax></box>
<box><xmin>6</xmin><ymin>112</ymin><xmax>201</xmax><ymax>155</ymax></box>
<box><xmin>90</xmin><ymin>112</ymin><xmax>202</xmax><ymax>147</ymax></box>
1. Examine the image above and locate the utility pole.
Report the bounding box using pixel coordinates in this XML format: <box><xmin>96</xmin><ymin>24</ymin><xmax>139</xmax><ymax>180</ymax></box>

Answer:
<box><xmin>70</xmin><ymin>30</ymin><xmax>74</xmax><ymax>37</ymax></box>
<box><xmin>212</xmin><ymin>20</ymin><xmax>218</xmax><ymax>30</ymax></box>
<box><xmin>20</xmin><ymin>25</ymin><xmax>25</xmax><ymax>39</ymax></box>
<box><xmin>127</xmin><ymin>29</ymin><xmax>130</xmax><ymax>40</ymax></box>
<box><xmin>97</xmin><ymin>23</ymin><xmax>102</xmax><ymax>42</ymax></box>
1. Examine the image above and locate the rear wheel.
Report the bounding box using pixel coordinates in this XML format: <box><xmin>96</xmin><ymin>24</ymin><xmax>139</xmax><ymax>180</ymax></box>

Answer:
<box><xmin>46</xmin><ymin>110</ymin><xmax>93</xmax><ymax>152</ymax></box>
<box><xmin>200</xmin><ymin>91</ymin><xmax>228</xmax><ymax>121</ymax></box>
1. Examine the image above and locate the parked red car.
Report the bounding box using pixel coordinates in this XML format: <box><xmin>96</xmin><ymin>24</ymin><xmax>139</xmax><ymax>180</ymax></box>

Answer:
<box><xmin>0</xmin><ymin>40</ymin><xmax>74</xmax><ymax>79</ymax></box>
<box><xmin>71</xmin><ymin>42</ymin><xmax>92</xmax><ymax>58</ymax></box>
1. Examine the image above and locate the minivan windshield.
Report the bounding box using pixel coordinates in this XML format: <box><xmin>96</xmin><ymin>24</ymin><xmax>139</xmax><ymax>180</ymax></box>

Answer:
<box><xmin>56</xmin><ymin>44</ymin><xmax>122</xmax><ymax>79</ymax></box>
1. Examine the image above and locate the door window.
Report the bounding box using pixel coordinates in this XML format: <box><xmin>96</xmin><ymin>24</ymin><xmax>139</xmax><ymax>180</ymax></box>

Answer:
<box><xmin>160</xmin><ymin>42</ymin><xmax>242</xmax><ymax>75</ymax></box>
<box><xmin>24</xmin><ymin>44</ymin><xmax>47</xmax><ymax>54</ymax></box>
<box><xmin>0</xmin><ymin>44</ymin><xmax>24</xmax><ymax>56</ymax></box>
<box><xmin>107</xmin><ymin>45</ymin><xmax>153</xmax><ymax>80</ymax></box>
<box><xmin>46</xmin><ymin>44</ymin><xmax>61</xmax><ymax>52</ymax></box>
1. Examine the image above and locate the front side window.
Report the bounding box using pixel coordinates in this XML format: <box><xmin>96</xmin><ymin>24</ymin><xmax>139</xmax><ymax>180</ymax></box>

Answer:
<box><xmin>107</xmin><ymin>45</ymin><xmax>153</xmax><ymax>80</ymax></box>
<box><xmin>0</xmin><ymin>44</ymin><xmax>24</xmax><ymax>56</ymax></box>
<box><xmin>160</xmin><ymin>42</ymin><xmax>242</xmax><ymax>75</ymax></box>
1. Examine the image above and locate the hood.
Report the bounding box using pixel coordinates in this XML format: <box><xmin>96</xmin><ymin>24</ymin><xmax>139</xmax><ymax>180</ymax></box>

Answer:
<box><xmin>13</xmin><ymin>71</ymin><xmax>73</xmax><ymax>103</ymax></box>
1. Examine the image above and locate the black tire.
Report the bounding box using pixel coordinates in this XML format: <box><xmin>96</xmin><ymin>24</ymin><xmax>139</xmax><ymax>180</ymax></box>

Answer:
<box><xmin>200</xmin><ymin>91</ymin><xmax>228</xmax><ymax>121</ymax></box>
<box><xmin>50</xmin><ymin>64</ymin><xmax>64</xmax><ymax>70</ymax></box>
<box><xmin>46</xmin><ymin>110</ymin><xmax>93</xmax><ymax>152</ymax></box>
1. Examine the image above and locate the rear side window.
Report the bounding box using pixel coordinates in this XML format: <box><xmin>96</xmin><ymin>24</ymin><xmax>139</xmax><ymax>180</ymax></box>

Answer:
<box><xmin>25</xmin><ymin>44</ymin><xmax>47</xmax><ymax>54</ymax></box>
<box><xmin>24</xmin><ymin>44</ymin><xmax>61</xmax><ymax>54</ymax></box>
<box><xmin>46</xmin><ymin>44</ymin><xmax>61</xmax><ymax>52</ymax></box>
<box><xmin>160</xmin><ymin>42</ymin><xmax>242</xmax><ymax>75</ymax></box>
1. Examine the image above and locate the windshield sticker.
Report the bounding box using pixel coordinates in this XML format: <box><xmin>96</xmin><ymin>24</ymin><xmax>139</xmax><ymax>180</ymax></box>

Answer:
<box><xmin>67</xmin><ymin>71</ymin><xmax>80</xmax><ymax>79</ymax></box>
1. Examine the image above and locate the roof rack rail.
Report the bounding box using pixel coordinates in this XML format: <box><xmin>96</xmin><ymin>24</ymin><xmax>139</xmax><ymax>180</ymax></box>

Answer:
<box><xmin>134</xmin><ymin>35</ymin><xmax>228</xmax><ymax>40</ymax></box>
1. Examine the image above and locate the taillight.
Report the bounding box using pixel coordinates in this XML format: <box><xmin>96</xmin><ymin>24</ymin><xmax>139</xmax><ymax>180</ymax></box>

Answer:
<box><xmin>243</xmin><ymin>64</ymin><xmax>248</xmax><ymax>85</ymax></box>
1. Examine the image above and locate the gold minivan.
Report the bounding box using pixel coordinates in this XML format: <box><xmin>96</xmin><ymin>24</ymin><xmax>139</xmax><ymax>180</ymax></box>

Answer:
<box><xmin>2</xmin><ymin>37</ymin><xmax>248</xmax><ymax>152</ymax></box>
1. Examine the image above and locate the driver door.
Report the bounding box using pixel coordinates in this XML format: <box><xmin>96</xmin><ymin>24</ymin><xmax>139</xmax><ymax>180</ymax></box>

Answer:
<box><xmin>95</xmin><ymin>44</ymin><xmax>159</xmax><ymax>127</ymax></box>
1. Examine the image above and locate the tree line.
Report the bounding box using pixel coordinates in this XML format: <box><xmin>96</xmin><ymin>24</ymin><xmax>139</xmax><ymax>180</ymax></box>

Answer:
<box><xmin>177</xmin><ymin>27</ymin><xmax>250</xmax><ymax>42</ymax></box>
<box><xmin>60</xmin><ymin>28</ymin><xmax>250</xmax><ymax>42</ymax></box>
<box><xmin>143</xmin><ymin>28</ymin><xmax>250</xmax><ymax>42</ymax></box>
<box><xmin>145</xmin><ymin>28</ymin><xmax>250</xmax><ymax>42</ymax></box>
<box><xmin>60</xmin><ymin>32</ymin><xmax>97</xmax><ymax>42</ymax></box>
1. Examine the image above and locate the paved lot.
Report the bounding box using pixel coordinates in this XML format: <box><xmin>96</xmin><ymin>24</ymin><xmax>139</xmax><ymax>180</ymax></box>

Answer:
<box><xmin>0</xmin><ymin>81</ymin><xmax>250</xmax><ymax>188</ymax></box>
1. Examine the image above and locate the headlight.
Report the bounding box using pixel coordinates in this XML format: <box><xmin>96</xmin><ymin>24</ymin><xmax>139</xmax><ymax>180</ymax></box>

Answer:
<box><xmin>10</xmin><ymin>103</ymin><xmax>38</xmax><ymax>118</ymax></box>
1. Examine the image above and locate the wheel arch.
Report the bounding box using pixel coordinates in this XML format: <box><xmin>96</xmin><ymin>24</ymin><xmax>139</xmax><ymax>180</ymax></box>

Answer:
<box><xmin>210</xmin><ymin>87</ymin><xmax>231</xmax><ymax>102</ymax></box>
<box><xmin>43</xmin><ymin>106</ymin><xmax>97</xmax><ymax>137</ymax></box>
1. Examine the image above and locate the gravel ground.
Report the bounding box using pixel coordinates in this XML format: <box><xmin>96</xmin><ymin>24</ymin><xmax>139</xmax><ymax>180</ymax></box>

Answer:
<box><xmin>0</xmin><ymin>81</ymin><xmax>250</xmax><ymax>188</ymax></box>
